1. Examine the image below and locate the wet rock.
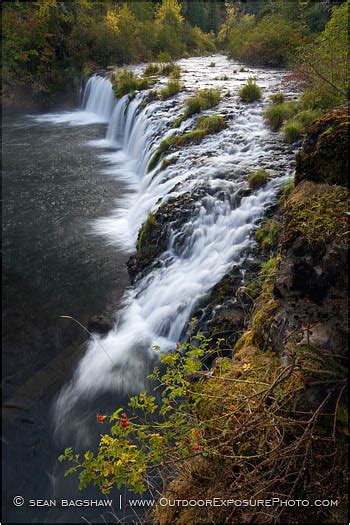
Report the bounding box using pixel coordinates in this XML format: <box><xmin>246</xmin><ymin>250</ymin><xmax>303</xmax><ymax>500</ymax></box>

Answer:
<box><xmin>87</xmin><ymin>315</ymin><xmax>113</xmax><ymax>334</ymax></box>
<box><xmin>190</xmin><ymin>257</ymin><xmax>260</xmax><ymax>350</ymax></box>
<box><xmin>127</xmin><ymin>192</ymin><xmax>198</xmax><ymax>282</ymax></box>
<box><xmin>295</xmin><ymin>105</ymin><xmax>349</xmax><ymax>186</ymax></box>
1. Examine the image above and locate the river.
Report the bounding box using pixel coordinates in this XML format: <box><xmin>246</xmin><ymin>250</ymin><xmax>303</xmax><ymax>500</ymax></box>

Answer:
<box><xmin>2</xmin><ymin>54</ymin><xmax>297</xmax><ymax>523</ymax></box>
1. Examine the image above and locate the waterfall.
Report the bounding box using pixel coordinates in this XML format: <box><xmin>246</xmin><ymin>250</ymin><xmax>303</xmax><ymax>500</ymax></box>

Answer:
<box><xmin>33</xmin><ymin>74</ymin><xmax>116</xmax><ymax>125</ymax></box>
<box><xmin>53</xmin><ymin>57</ymin><xmax>296</xmax><ymax>438</ymax></box>
<box><xmin>82</xmin><ymin>75</ymin><xmax>115</xmax><ymax>122</ymax></box>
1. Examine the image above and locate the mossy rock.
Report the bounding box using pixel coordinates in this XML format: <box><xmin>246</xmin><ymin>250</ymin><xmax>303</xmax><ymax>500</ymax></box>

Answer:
<box><xmin>282</xmin><ymin>181</ymin><xmax>349</xmax><ymax>249</ymax></box>
<box><xmin>295</xmin><ymin>105</ymin><xmax>349</xmax><ymax>186</ymax></box>
<box><xmin>127</xmin><ymin>193</ymin><xmax>196</xmax><ymax>280</ymax></box>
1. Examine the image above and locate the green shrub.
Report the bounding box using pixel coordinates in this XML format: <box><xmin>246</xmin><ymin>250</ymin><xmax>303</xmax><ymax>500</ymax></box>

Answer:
<box><xmin>112</xmin><ymin>70</ymin><xmax>152</xmax><ymax>98</ymax></box>
<box><xmin>157</xmin><ymin>51</ymin><xmax>172</xmax><ymax>63</ymax></box>
<box><xmin>209</xmin><ymin>61</ymin><xmax>216</xmax><ymax>67</ymax></box>
<box><xmin>160</xmin><ymin>80</ymin><xmax>181</xmax><ymax>100</ymax></box>
<box><xmin>294</xmin><ymin>3</ymin><xmax>348</xmax><ymax>112</ymax></box>
<box><xmin>281</xmin><ymin>119</ymin><xmax>304</xmax><ymax>143</ymax></box>
<box><xmin>263</xmin><ymin>101</ymin><xmax>297</xmax><ymax>131</ymax></box>
<box><xmin>247</xmin><ymin>169</ymin><xmax>269</xmax><ymax>189</ymax></box>
<box><xmin>293</xmin><ymin>109</ymin><xmax>322</xmax><ymax>128</ymax></box>
<box><xmin>269</xmin><ymin>92</ymin><xmax>285</xmax><ymax>105</ymax></box>
<box><xmin>299</xmin><ymin>90</ymin><xmax>341</xmax><ymax>112</ymax></box>
<box><xmin>238</xmin><ymin>77</ymin><xmax>262</xmax><ymax>102</ymax></box>
<box><xmin>143</xmin><ymin>63</ymin><xmax>160</xmax><ymax>77</ymax></box>
<box><xmin>227</xmin><ymin>14</ymin><xmax>310</xmax><ymax>68</ymax></box>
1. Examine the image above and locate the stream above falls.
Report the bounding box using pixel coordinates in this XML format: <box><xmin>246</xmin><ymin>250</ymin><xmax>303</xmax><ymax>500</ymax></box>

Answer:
<box><xmin>2</xmin><ymin>54</ymin><xmax>298</xmax><ymax>524</ymax></box>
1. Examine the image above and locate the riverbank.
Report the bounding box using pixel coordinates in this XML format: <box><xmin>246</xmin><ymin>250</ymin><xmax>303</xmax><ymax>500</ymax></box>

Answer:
<box><xmin>153</xmin><ymin>105</ymin><xmax>349</xmax><ymax>525</ymax></box>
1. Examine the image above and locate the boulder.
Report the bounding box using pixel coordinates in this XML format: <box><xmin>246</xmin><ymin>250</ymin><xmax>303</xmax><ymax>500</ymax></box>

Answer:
<box><xmin>87</xmin><ymin>315</ymin><xmax>113</xmax><ymax>335</ymax></box>
<box><xmin>295</xmin><ymin>105</ymin><xmax>349</xmax><ymax>186</ymax></box>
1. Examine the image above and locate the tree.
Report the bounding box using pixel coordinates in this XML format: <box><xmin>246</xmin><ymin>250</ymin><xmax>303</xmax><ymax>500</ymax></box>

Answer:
<box><xmin>296</xmin><ymin>1</ymin><xmax>348</xmax><ymax>110</ymax></box>
<box><xmin>155</xmin><ymin>0</ymin><xmax>186</xmax><ymax>57</ymax></box>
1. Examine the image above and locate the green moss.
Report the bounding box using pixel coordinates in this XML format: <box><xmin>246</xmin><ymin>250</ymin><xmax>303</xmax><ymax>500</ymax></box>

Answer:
<box><xmin>172</xmin><ymin>114</ymin><xmax>185</xmax><ymax>128</ymax></box>
<box><xmin>295</xmin><ymin>106</ymin><xmax>349</xmax><ymax>186</ymax></box>
<box><xmin>238</xmin><ymin>77</ymin><xmax>262</xmax><ymax>102</ymax></box>
<box><xmin>250</xmin><ymin>256</ymin><xmax>280</xmax><ymax>349</ymax></box>
<box><xmin>263</xmin><ymin>101</ymin><xmax>298</xmax><ymax>131</ymax></box>
<box><xmin>251</xmin><ymin>299</ymin><xmax>277</xmax><ymax>350</ymax></box>
<box><xmin>148</xmin><ymin>138</ymin><xmax>174</xmax><ymax>172</ymax></box>
<box><xmin>247</xmin><ymin>169</ymin><xmax>269</xmax><ymax>189</ymax></box>
<box><xmin>256</xmin><ymin>219</ymin><xmax>282</xmax><ymax>252</ymax></box>
<box><xmin>283</xmin><ymin>181</ymin><xmax>349</xmax><ymax>247</ymax></box>
<box><xmin>160</xmin><ymin>157</ymin><xmax>176</xmax><ymax>171</ymax></box>
<box><xmin>112</xmin><ymin>69</ymin><xmax>154</xmax><ymax>98</ymax></box>
<box><xmin>136</xmin><ymin>211</ymin><xmax>156</xmax><ymax>254</ymax></box>
<box><xmin>160</xmin><ymin>80</ymin><xmax>181</xmax><ymax>100</ymax></box>
<box><xmin>277</xmin><ymin>179</ymin><xmax>295</xmax><ymax>206</ymax></box>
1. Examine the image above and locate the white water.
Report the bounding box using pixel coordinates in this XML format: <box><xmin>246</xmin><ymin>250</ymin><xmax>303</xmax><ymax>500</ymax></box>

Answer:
<box><xmin>50</xmin><ymin>55</ymin><xmax>297</xmax><ymax>433</ymax></box>
<box><xmin>33</xmin><ymin>75</ymin><xmax>115</xmax><ymax>125</ymax></box>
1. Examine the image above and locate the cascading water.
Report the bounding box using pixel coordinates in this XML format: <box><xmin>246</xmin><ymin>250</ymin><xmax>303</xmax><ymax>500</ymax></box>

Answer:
<box><xmin>53</xmin><ymin>55</ymin><xmax>298</xmax><ymax>440</ymax></box>
<box><xmin>81</xmin><ymin>75</ymin><xmax>115</xmax><ymax>121</ymax></box>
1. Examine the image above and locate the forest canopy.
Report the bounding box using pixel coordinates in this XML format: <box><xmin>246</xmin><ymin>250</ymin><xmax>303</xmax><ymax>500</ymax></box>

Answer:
<box><xmin>2</xmin><ymin>0</ymin><xmax>348</xmax><ymax>109</ymax></box>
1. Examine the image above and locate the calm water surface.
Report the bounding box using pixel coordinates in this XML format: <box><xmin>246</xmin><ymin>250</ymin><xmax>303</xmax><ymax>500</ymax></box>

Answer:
<box><xmin>2</xmin><ymin>112</ymin><xmax>131</xmax><ymax>523</ymax></box>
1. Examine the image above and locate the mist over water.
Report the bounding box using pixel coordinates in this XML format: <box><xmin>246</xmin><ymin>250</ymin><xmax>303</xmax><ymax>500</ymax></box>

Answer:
<box><xmin>50</xmin><ymin>55</ymin><xmax>297</xmax><ymax>438</ymax></box>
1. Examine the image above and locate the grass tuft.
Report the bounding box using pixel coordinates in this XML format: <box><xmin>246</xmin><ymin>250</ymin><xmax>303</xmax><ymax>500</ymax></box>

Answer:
<box><xmin>263</xmin><ymin>101</ymin><xmax>297</xmax><ymax>131</ymax></box>
<box><xmin>160</xmin><ymin>80</ymin><xmax>182</xmax><ymax>100</ymax></box>
<box><xmin>143</xmin><ymin>63</ymin><xmax>160</xmax><ymax>77</ymax></box>
<box><xmin>281</xmin><ymin>119</ymin><xmax>304</xmax><ymax>143</ymax></box>
<box><xmin>112</xmin><ymin>69</ymin><xmax>153</xmax><ymax>98</ymax></box>
<box><xmin>238</xmin><ymin>77</ymin><xmax>262</xmax><ymax>102</ymax></box>
<box><xmin>247</xmin><ymin>169</ymin><xmax>269</xmax><ymax>189</ymax></box>
<box><xmin>269</xmin><ymin>91</ymin><xmax>285</xmax><ymax>104</ymax></box>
